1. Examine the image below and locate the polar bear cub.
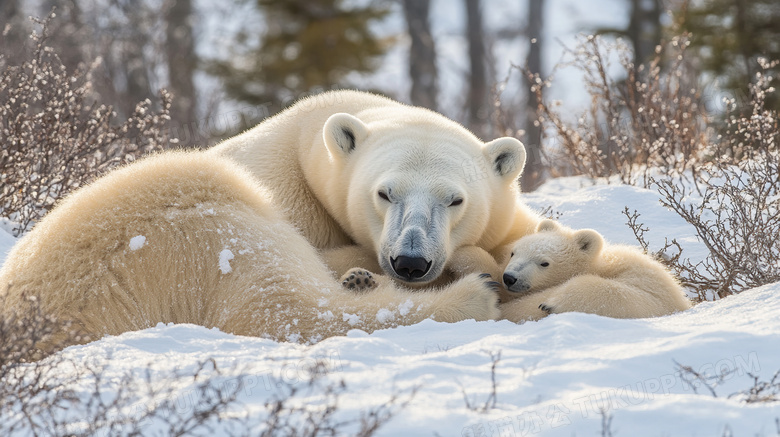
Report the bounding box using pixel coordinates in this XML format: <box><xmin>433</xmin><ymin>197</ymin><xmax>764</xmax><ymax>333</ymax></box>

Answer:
<box><xmin>499</xmin><ymin>219</ymin><xmax>692</xmax><ymax>322</ymax></box>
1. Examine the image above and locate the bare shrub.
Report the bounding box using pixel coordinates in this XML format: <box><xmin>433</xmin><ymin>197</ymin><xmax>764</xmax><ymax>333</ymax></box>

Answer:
<box><xmin>2</xmin><ymin>354</ymin><xmax>248</xmax><ymax>436</ymax></box>
<box><xmin>622</xmin><ymin>208</ymin><xmax>702</xmax><ymax>295</ymax></box>
<box><xmin>728</xmin><ymin>370</ymin><xmax>780</xmax><ymax>404</ymax></box>
<box><xmin>676</xmin><ymin>361</ymin><xmax>780</xmax><ymax>404</ymax></box>
<box><xmin>529</xmin><ymin>34</ymin><xmax>709</xmax><ymax>187</ymax></box>
<box><xmin>0</xmin><ymin>12</ymin><xmax>171</xmax><ymax>236</ymax></box>
<box><xmin>1</xmin><ymin>303</ymin><xmax>406</xmax><ymax>437</ymax></box>
<box><xmin>259</xmin><ymin>360</ymin><xmax>415</xmax><ymax>436</ymax></box>
<box><xmin>0</xmin><ymin>293</ymin><xmax>83</xmax><ymax>435</ymax></box>
<box><xmin>600</xmin><ymin>408</ymin><xmax>615</xmax><ymax>437</ymax></box>
<box><xmin>674</xmin><ymin>360</ymin><xmax>734</xmax><ymax>398</ymax></box>
<box><xmin>625</xmin><ymin>60</ymin><xmax>780</xmax><ymax>301</ymax></box>
<box><xmin>66</xmin><ymin>358</ymin><xmax>249</xmax><ymax>437</ymax></box>
<box><xmin>460</xmin><ymin>350</ymin><xmax>501</xmax><ymax>413</ymax></box>
<box><xmin>0</xmin><ymin>294</ymin><xmax>247</xmax><ymax>436</ymax></box>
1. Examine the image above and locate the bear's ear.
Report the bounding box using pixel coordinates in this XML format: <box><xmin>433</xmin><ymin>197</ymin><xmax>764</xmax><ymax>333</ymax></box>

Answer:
<box><xmin>323</xmin><ymin>113</ymin><xmax>369</xmax><ymax>157</ymax></box>
<box><xmin>483</xmin><ymin>137</ymin><xmax>526</xmax><ymax>181</ymax></box>
<box><xmin>536</xmin><ymin>219</ymin><xmax>559</xmax><ymax>232</ymax></box>
<box><xmin>574</xmin><ymin>229</ymin><xmax>604</xmax><ymax>256</ymax></box>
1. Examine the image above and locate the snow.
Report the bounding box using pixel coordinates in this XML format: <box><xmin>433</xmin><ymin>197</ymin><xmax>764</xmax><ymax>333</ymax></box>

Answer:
<box><xmin>128</xmin><ymin>235</ymin><xmax>147</xmax><ymax>251</ymax></box>
<box><xmin>218</xmin><ymin>248</ymin><xmax>234</xmax><ymax>274</ymax></box>
<box><xmin>523</xmin><ymin>177</ymin><xmax>710</xmax><ymax>263</ymax></box>
<box><xmin>376</xmin><ymin>308</ymin><xmax>396</xmax><ymax>324</ymax></box>
<box><xmin>1</xmin><ymin>178</ymin><xmax>779</xmax><ymax>436</ymax></box>
<box><xmin>0</xmin><ymin>219</ymin><xmax>16</xmax><ymax>262</ymax></box>
<box><xmin>342</xmin><ymin>312</ymin><xmax>362</xmax><ymax>326</ymax></box>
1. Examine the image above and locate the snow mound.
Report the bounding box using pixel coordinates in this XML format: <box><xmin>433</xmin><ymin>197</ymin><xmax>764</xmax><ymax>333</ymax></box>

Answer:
<box><xmin>46</xmin><ymin>282</ymin><xmax>780</xmax><ymax>436</ymax></box>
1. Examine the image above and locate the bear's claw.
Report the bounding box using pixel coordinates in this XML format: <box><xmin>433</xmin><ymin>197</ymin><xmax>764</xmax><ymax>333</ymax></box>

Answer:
<box><xmin>475</xmin><ymin>273</ymin><xmax>501</xmax><ymax>293</ymax></box>
<box><xmin>341</xmin><ymin>268</ymin><xmax>378</xmax><ymax>293</ymax></box>
<box><xmin>539</xmin><ymin>303</ymin><xmax>554</xmax><ymax>314</ymax></box>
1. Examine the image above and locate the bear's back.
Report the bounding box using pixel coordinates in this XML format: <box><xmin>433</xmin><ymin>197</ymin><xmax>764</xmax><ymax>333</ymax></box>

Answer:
<box><xmin>0</xmin><ymin>152</ymin><xmax>284</xmax><ymax>337</ymax></box>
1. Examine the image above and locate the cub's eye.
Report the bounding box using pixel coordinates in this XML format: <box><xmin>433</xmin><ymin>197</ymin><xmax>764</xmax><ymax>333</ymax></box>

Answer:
<box><xmin>540</xmin><ymin>262</ymin><xmax>550</xmax><ymax>267</ymax></box>
<box><xmin>378</xmin><ymin>191</ymin><xmax>390</xmax><ymax>202</ymax></box>
<box><xmin>449</xmin><ymin>198</ymin><xmax>463</xmax><ymax>207</ymax></box>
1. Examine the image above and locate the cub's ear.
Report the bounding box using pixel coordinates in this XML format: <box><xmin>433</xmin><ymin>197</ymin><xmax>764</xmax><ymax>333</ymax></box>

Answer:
<box><xmin>574</xmin><ymin>229</ymin><xmax>604</xmax><ymax>257</ymax></box>
<box><xmin>323</xmin><ymin>113</ymin><xmax>369</xmax><ymax>157</ymax></box>
<box><xmin>483</xmin><ymin>137</ymin><xmax>526</xmax><ymax>181</ymax></box>
<box><xmin>536</xmin><ymin>219</ymin><xmax>559</xmax><ymax>232</ymax></box>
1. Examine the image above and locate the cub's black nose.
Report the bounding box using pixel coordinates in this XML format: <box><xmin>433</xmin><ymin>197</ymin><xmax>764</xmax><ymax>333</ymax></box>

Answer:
<box><xmin>391</xmin><ymin>256</ymin><xmax>431</xmax><ymax>280</ymax></box>
<box><xmin>503</xmin><ymin>273</ymin><xmax>517</xmax><ymax>287</ymax></box>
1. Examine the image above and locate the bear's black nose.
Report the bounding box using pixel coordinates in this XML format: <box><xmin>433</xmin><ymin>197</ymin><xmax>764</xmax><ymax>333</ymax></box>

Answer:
<box><xmin>503</xmin><ymin>273</ymin><xmax>517</xmax><ymax>287</ymax></box>
<box><xmin>391</xmin><ymin>256</ymin><xmax>431</xmax><ymax>281</ymax></box>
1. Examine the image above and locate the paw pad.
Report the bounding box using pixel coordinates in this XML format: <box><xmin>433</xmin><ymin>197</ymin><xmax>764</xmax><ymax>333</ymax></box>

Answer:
<box><xmin>341</xmin><ymin>268</ymin><xmax>378</xmax><ymax>292</ymax></box>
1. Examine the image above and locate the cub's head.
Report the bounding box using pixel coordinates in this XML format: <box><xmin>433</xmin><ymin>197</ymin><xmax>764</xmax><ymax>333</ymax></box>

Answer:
<box><xmin>502</xmin><ymin>219</ymin><xmax>604</xmax><ymax>294</ymax></box>
<box><xmin>323</xmin><ymin>111</ymin><xmax>526</xmax><ymax>285</ymax></box>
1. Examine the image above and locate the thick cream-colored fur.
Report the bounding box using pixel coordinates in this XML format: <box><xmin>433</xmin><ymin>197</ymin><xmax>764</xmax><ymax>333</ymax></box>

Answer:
<box><xmin>0</xmin><ymin>152</ymin><xmax>500</xmax><ymax>355</ymax></box>
<box><xmin>500</xmin><ymin>220</ymin><xmax>692</xmax><ymax>322</ymax></box>
<box><xmin>210</xmin><ymin>90</ymin><xmax>539</xmax><ymax>284</ymax></box>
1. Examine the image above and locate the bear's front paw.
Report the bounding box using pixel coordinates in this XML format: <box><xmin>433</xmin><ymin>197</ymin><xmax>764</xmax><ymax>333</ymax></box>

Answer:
<box><xmin>432</xmin><ymin>273</ymin><xmax>502</xmax><ymax>322</ymax></box>
<box><xmin>538</xmin><ymin>303</ymin><xmax>554</xmax><ymax>314</ymax></box>
<box><xmin>479</xmin><ymin>273</ymin><xmax>502</xmax><ymax>294</ymax></box>
<box><xmin>340</xmin><ymin>268</ymin><xmax>378</xmax><ymax>292</ymax></box>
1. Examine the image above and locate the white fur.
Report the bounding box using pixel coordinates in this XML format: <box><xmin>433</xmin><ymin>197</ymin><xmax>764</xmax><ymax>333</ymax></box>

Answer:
<box><xmin>500</xmin><ymin>220</ymin><xmax>693</xmax><ymax>321</ymax></box>
<box><xmin>0</xmin><ymin>152</ymin><xmax>501</xmax><ymax>356</ymax></box>
<box><xmin>210</xmin><ymin>90</ymin><xmax>539</xmax><ymax>284</ymax></box>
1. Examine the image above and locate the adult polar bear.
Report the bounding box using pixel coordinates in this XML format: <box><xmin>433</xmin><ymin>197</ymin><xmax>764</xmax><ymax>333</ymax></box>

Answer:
<box><xmin>0</xmin><ymin>152</ymin><xmax>501</xmax><ymax>356</ymax></box>
<box><xmin>210</xmin><ymin>90</ymin><xmax>539</xmax><ymax>284</ymax></box>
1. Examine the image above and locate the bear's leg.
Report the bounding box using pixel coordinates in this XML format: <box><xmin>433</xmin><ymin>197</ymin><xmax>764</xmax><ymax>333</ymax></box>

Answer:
<box><xmin>347</xmin><ymin>272</ymin><xmax>502</xmax><ymax>325</ymax></box>
<box><xmin>264</xmin><ymin>270</ymin><xmax>503</xmax><ymax>341</ymax></box>
<box><xmin>499</xmin><ymin>290</ymin><xmax>552</xmax><ymax>322</ymax></box>
<box><xmin>340</xmin><ymin>268</ymin><xmax>378</xmax><ymax>292</ymax></box>
<box><xmin>421</xmin><ymin>273</ymin><xmax>502</xmax><ymax>322</ymax></box>
<box><xmin>220</xmin><ymin>228</ymin><xmax>503</xmax><ymax>341</ymax></box>
<box><xmin>537</xmin><ymin>275</ymin><xmax>669</xmax><ymax>318</ymax></box>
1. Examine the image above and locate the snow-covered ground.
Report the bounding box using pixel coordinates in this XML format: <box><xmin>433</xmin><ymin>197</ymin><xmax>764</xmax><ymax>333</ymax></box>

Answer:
<box><xmin>1</xmin><ymin>177</ymin><xmax>778</xmax><ymax>436</ymax></box>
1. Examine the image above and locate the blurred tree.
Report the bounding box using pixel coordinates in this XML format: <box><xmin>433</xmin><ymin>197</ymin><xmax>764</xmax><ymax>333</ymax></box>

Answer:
<box><xmin>403</xmin><ymin>0</ymin><xmax>437</xmax><ymax>110</ymax></box>
<box><xmin>116</xmin><ymin>2</ymin><xmax>156</xmax><ymax>118</ymax></box>
<box><xmin>208</xmin><ymin>0</ymin><xmax>389</xmax><ymax>111</ymax></box>
<box><xmin>166</xmin><ymin>0</ymin><xmax>198</xmax><ymax>135</ymax></box>
<box><xmin>677</xmin><ymin>0</ymin><xmax>780</xmax><ymax>110</ymax></box>
<box><xmin>595</xmin><ymin>0</ymin><xmax>662</xmax><ymax>66</ymax></box>
<box><xmin>2</xmin><ymin>1</ymin><xmax>196</xmax><ymax>143</ymax></box>
<box><xmin>40</xmin><ymin>0</ymin><xmax>87</xmax><ymax>73</ymax></box>
<box><xmin>628</xmin><ymin>0</ymin><xmax>662</xmax><ymax>65</ymax></box>
<box><xmin>522</xmin><ymin>0</ymin><xmax>544</xmax><ymax>191</ymax></box>
<box><xmin>44</xmin><ymin>0</ymin><xmax>161</xmax><ymax>119</ymax></box>
<box><xmin>464</xmin><ymin>0</ymin><xmax>488</xmax><ymax>137</ymax></box>
<box><xmin>0</xmin><ymin>0</ymin><xmax>28</xmax><ymax>67</ymax></box>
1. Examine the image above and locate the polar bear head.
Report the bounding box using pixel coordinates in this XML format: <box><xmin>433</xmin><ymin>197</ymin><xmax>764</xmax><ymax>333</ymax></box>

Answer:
<box><xmin>322</xmin><ymin>111</ymin><xmax>527</xmax><ymax>285</ymax></box>
<box><xmin>502</xmin><ymin>219</ymin><xmax>604</xmax><ymax>294</ymax></box>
